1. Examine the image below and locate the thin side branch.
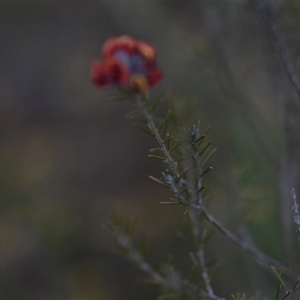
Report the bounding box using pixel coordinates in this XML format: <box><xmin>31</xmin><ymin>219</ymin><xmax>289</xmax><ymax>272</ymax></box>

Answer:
<box><xmin>281</xmin><ymin>276</ymin><xmax>300</xmax><ymax>300</ymax></box>
<box><xmin>255</xmin><ymin>4</ymin><xmax>300</xmax><ymax>98</ymax></box>
<box><xmin>136</xmin><ymin>96</ymin><xmax>177</xmax><ymax>175</ymax></box>
<box><xmin>202</xmin><ymin>207</ymin><xmax>286</xmax><ymax>270</ymax></box>
<box><xmin>116</xmin><ymin>231</ymin><xmax>225</xmax><ymax>300</ymax></box>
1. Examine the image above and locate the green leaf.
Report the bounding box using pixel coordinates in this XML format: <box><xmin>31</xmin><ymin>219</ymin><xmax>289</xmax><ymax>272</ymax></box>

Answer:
<box><xmin>149</xmin><ymin>147</ymin><xmax>162</xmax><ymax>153</ymax></box>
<box><xmin>148</xmin><ymin>154</ymin><xmax>166</xmax><ymax>161</ymax></box>
<box><xmin>205</xmin><ymin>125</ymin><xmax>211</xmax><ymax>135</ymax></box>
<box><xmin>189</xmin><ymin>252</ymin><xmax>199</xmax><ymax>267</ymax></box>
<box><xmin>160</xmin><ymin>109</ymin><xmax>173</xmax><ymax>138</ymax></box>
<box><xmin>176</xmin><ymin>230</ymin><xmax>196</xmax><ymax>251</ymax></box>
<box><xmin>125</xmin><ymin>218</ymin><xmax>137</xmax><ymax>237</ymax></box>
<box><xmin>159</xmin><ymin>201</ymin><xmax>181</xmax><ymax>205</ymax></box>
<box><xmin>196</xmin><ymin>134</ymin><xmax>206</xmax><ymax>144</ymax></box>
<box><xmin>199</xmin><ymin>186</ymin><xmax>206</xmax><ymax>192</ymax></box>
<box><xmin>177</xmin><ymin>156</ymin><xmax>185</xmax><ymax>164</ymax></box>
<box><xmin>200</xmin><ymin>167</ymin><xmax>213</xmax><ymax>177</ymax></box>
<box><xmin>129</xmin><ymin>116</ymin><xmax>148</xmax><ymax>124</ymax></box>
<box><xmin>146</xmin><ymin>95</ymin><xmax>163</xmax><ymax>114</ymax></box>
<box><xmin>273</xmin><ymin>280</ymin><xmax>281</xmax><ymax>300</ymax></box>
<box><xmin>138</xmin><ymin>240</ymin><xmax>148</xmax><ymax>258</ymax></box>
<box><xmin>201</xmin><ymin>148</ymin><xmax>217</xmax><ymax>166</ymax></box>
<box><xmin>183</xmin><ymin>206</ymin><xmax>191</xmax><ymax>216</ymax></box>
<box><xmin>149</xmin><ymin>175</ymin><xmax>169</xmax><ymax>187</ymax></box>
<box><xmin>206</xmin><ymin>259</ymin><xmax>220</xmax><ymax>280</ymax></box>
<box><xmin>168</xmin><ymin>140</ymin><xmax>182</xmax><ymax>153</ymax></box>
<box><xmin>133</xmin><ymin>123</ymin><xmax>155</xmax><ymax>136</ymax></box>
<box><xmin>200</xmin><ymin>141</ymin><xmax>212</xmax><ymax>157</ymax></box>
<box><xmin>161</xmin><ymin>136</ymin><xmax>174</xmax><ymax>145</ymax></box>
<box><xmin>271</xmin><ymin>266</ymin><xmax>288</xmax><ymax>290</ymax></box>
<box><xmin>157</xmin><ymin>292</ymin><xmax>180</xmax><ymax>300</ymax></box>
<box><xmin>178</xmin><ymin>188</ymin><xmax>188</xmax><ymax>196</ymax></box>
<box><xmin>175</xmin><ymin>169</ymin><xmax>187</xmax><ymax>181</ymax></box>
<box><xmin>124</xmin><ymin>107</ymin><xmax>141</xmax><ymax>120</ymax></box>
<box><xmin>201</xmin><ymin>228</ymin><xmax>214</xmax><ymax>245</ymax></box>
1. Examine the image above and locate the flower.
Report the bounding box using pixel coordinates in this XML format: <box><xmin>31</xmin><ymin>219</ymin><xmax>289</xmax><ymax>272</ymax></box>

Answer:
<box><xmin>91</xmin><ymin>35</ymin><xmax>162</xmax><ymax>93</ymax></box>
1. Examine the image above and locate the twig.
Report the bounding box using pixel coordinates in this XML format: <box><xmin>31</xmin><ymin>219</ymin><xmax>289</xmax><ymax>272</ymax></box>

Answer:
<box><xmin>116</xmin><ymin>230</ymin><xmax>225</xmax><ymax>300</ymax></box>
<box><xmin>136</xmin><ymin>95</ymin><xmax>177</xmax><ymax>176</ymax></box>
<box><xmin>254</xmin><ymin>4</ymin><xmax>300</xmax><ymax>99</ymax></box>
<box><xmin>291</xmin><ymin>188</ymin><xmax>300</xmax><ymax>241</ymax></box>
<box><xmin>281</xmin><ymin>276</ymin><xmax>300</xmax><ymax>300</ymax></box>
<box><xmin>254</xmin><ymin>3</ymin><xmax>300</xmax><ymax>267</ymax></box>
<box><xmin>116</xmin><ymin>233</ymin><xmax>169</xmax><ymax>285</ymax></box>
<box><xmin>189</xmin><ymin>206</ymin><xmax>217</xmax><ymax>298</ymax></box>
<box><xmin>184</xmin><ymin>127</ymin><xmax>218</xmax><ymax>298</ymax></box>
<box><xmin>202</xmin><ymin>206</ymin><xmax>287</xmax><ymax>270</ymax></box>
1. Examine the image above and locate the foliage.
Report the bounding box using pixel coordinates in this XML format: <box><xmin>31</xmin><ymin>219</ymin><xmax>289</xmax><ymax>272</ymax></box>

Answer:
<box><xmin>105</xmin><ymin>89</ymin><xmax>300</xmax><ymax>299</ymax></box>
<box><xmin>96</xmin><ymin>1</ymin><xmax>300</xmax><ymax>299</ymax></box>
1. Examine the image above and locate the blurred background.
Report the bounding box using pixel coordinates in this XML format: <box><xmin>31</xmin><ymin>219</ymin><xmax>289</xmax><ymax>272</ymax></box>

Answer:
<box><xmin>1</xmin><ymin>1</ymin><xmax>300</xmax><ymax>299</ymax></box>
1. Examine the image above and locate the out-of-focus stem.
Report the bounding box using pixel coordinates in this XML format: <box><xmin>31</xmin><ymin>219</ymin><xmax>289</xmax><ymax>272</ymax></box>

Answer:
<box><xmin>202</xmin><ymin>206</ymin><xmax>286</xmax><ymax>270</ymax></box>
<box><xmin>255</xmin><ymin>6</ymin><xmax>300</xmax><ymax>99</ymax></box>
<box><xmin>116</xmin><ymin>231</ymin><xmax>225</xmax><ymax>299</ymax></box>
<box><xmin>254</xmin><ymin>2</ymin><xmax>300</xmax><ymax>268</ymax></box>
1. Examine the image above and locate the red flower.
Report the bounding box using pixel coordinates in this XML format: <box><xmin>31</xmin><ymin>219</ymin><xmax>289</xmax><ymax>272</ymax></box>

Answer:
<box><xmin>91</xmin><ymin>58</ymin><xmax>130</xmax><ymax>86</ymax></box>
<box><xmin>91</xmin><ymin>35</ymin><xmax>162</xmax><ymax>93</ymax></box>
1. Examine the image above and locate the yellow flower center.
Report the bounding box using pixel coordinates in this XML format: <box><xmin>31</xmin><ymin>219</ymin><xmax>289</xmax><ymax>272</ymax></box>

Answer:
<box><xmin>131</xmin><ymin>74</ymin><xmax>149</xmax><ymax>94</ymax></box>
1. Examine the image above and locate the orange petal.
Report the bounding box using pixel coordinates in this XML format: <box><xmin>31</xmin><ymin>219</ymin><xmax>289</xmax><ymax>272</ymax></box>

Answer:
<box><xmin>102</xmin><ymin>35</ymin><xmax>136</xmax><ymax>58</ymax></box>
<box><xmin>136</xmin><ymin>41</ymin><xmax>157</xmax><ymax>63</ymax></box>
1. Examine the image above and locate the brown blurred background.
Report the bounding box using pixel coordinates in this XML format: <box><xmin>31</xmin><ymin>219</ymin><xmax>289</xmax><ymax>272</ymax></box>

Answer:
<box><xmin>1</xmin><ymin>2</ymin><xmax>300</xmax><ymax>299</ymax></box>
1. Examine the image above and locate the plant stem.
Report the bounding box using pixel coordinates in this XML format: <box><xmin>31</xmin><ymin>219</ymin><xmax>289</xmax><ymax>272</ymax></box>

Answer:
<box><xmin>116</xmin><ymin>230</ymin><xmax>226</xmax><ymax>299</ymax></box>
<box><xmin>202</xmin><ymin>206</ymin><xmax>285</xmax><ymax>269</ymax></box>
<box><xmin>254</xmin><ymin>3</ymin><xmax>300</xmax><ymax>99</ymax></box>
<box><xmin>136</xmin><ymin>95</ymin><xmax>177</xmax><ymax>175</ymax></box>
<box><xmin>137</xmin><ymin>95</ymin><xmax>222</xmax><ymax>297</ymax></box>
<box><xmin>136</xmin><ymin>96</ymin><xmax>188</xmax><ymax>206</ymax></box>
<box><xmin>254</xmin><ymin>3</ymin><xmax>300</xmax><ymax>268</ymax></box>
